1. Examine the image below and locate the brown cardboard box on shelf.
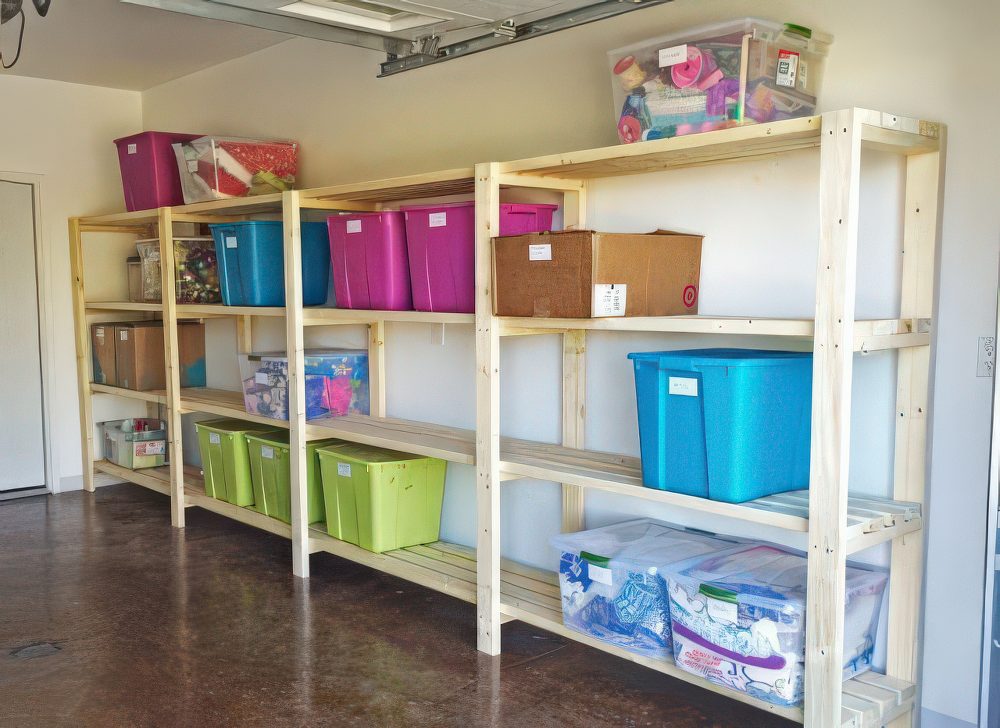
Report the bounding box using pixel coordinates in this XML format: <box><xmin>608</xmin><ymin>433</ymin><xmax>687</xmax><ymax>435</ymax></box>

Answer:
<box><xmin>492</xmin><ymin>230</ymin><xmax>703</xmax><ymax>318</ymax></box>
<box><xmin>90</xmin><ymin>323</ymin><xmax>120</xmax><ymax>386</ymax></box>
<box><xmin>113</xmin><ymin>321</ymin><xmax>207</xmax><ymax>391</ymax></box>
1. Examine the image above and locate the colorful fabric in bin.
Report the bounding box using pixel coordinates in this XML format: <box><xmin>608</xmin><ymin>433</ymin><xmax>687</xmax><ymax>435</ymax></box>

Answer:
<box><xmin>666</xmin><ymin>544</ymin><xmax>887</xmax><ymax>707</ymax></box>
<box><xmin>304</xmin><ymin>350</ymin><xmax>370</xmax><ymax>416</ymax></box>
<box><xmin>628</xmin><ymin>349</ymin><xmax>812</xmax><ymax>502</ymax></box>
<box><xmin>550</xmin><ymin>519</ymin><xmax>739</xmax><ymax>660</ymax></box>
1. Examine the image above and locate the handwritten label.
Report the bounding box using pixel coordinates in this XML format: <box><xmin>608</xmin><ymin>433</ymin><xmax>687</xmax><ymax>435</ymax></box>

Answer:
<box><xmin>127</xmin><ymin>143</ymin><xmax>138</xmax><ymax>155</ymax></box>
<box><xmin>588</xmin><ymin>562</ymin><xmax>613</xmax><ymax>586</ymax></box>
<box><xmin>209</xmin><ymin>432</ymin><xmax>221</xmax><ymax>444</ymax></box>
<box><xmin>261</xmin><ymin>446</ymin><xmax>274</xmax><ymax>459</ymax></box>
<box><xmin>120</xmin><ymin>330</ymin><xmax>129</xmax><ymax>341</ymax></box>
<box><xmin>592</xmin><ymin>284</ymin><xmax>627</xmax><ymax>317</ymax></box>
<box><xmin>225</xmin><ymin>236</ymin><xmax>238</xmax><ymax>249</ymax></box>
<box><xmin>428</xmin><ymin>212</ymin><xmax>447</xmax><ymax>228</ymax></box>
<box><xmin>255</xmin><ymin>371</ymin><xmax>269</xmax><ymax>385</ymax></box>
<box><xmin>706</xmin><ymin>596</ymin><xmax>738</xmax><ymax>624</ymax></box>
<box><xmin>658</xmin><ymin>44</ymin><xmax>688</xmax><ymax>67</ymax></box>
<box><xmin>337</xmin><ymin>462</ymin><xmax>352</xmax><ymax>477</ymax></box>
<box><xmin>528</xmin><ymin>244</ymin><xmax>551</xmax><ymax>261</ymax></box>
<box><xmin>668</xmin><ymin>376</ymin><xmax>698</xmax><ymax>397</ymax></box>
<box><xmin>346</xmin><ymin>219</ymin><xmax>362</xmax><ymax>234</ymax></box>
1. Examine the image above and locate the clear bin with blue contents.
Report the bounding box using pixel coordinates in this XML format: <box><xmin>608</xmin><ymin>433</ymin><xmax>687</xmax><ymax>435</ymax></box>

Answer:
<box><xmin>608</xmin><ymin>18</ymin><xmax>832</xmax><ymax>142</ymax></box>
<box><xmin>627</xmin><ymin>348</ymin><xmax>812</xmax><ymax>502</ymax></box>
<box><xmin>550</xmin><ymin>519</ymin><xmax>740</xmax><ymax>660</ymax></box>
<box><xmin>209</xmin><ymin>221</ymin><xmax>331</xmax><ymax>307</ymax></box>
<box><xmin>666</xmin><ymin>543</ymin><xmax>887</xmax><ymax>706</ymax></box>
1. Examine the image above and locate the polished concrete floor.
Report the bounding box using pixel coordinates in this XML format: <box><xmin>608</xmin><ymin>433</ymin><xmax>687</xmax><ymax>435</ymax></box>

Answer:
<box><xmin>0</xmin><ymin>484</ymin><xmax>794</xmax><ymax>727</ymax></box>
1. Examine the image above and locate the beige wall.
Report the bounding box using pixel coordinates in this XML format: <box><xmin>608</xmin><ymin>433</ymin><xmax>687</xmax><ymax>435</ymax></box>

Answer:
<box><xmin>139</xmin><ymin>1</ymin><xmax>997</xmax><ymax>724</ymax></box>
<box><xmin>0</xmin><ymin>74</ymin><xmax>142</xmax><ymax>489</ymax></box>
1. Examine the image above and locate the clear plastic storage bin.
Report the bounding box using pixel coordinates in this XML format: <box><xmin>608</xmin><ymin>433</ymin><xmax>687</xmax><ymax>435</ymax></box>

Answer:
<box><xmin>127</xmin><ymin>256</ymin><xmax>143</xmax><ymax>303</ymax></box>
<box><xmin>173</xmin><ymin>136</ymin><xmax>298</xmax><ymax>203</ymax></box>
<box><xmin>608</xmin><ymin>19</ymin><xmax>832</xmax><ymax>142</ymax></box>
<box><xmin>550</xmin><ymin>519</ymin><xmax>739</xmax><ymax>660</ymax></box>
<box><xmin>666</xmin><ymin>544</ymin><xmax>887</xmax><ymax>706</ymax></box>
<box><xmin>136</xmin><ymin>237</ymin><xmax>222</xmax><ymax>303</ymax></box>
<box><xmin>102</xmin><ymin>418</ymin><xmax>167</xmax><ymax>470</ymax></box>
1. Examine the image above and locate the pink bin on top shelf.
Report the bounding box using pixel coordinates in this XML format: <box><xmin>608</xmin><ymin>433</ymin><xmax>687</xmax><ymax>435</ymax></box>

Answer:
<box><xmin>403</xmin><ymin>201</ymin><xmax>559</xmax><ymax>313</ymax></box>
<box><xmin>114</xmin><ymin>131</ymin><xmax>202</xmax><ymax>212</ymax></box>
<box><xmin>327</xmin><ymin>211</ymin><xmax>412</xmax><ymax>311</ymax></box>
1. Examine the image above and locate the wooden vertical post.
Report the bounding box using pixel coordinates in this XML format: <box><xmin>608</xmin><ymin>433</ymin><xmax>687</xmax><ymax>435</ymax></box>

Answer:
<box><xmin>805</xmin><ymin>109</ymin><xmax>862</xmax><ymax>727</ymax></box>
<box><xmin>886</xmin><ymin>148</ymin><xmax>941</xmax><ymax>727</ymax></box>
<box><xmin>69</xmin><ymin>218</ymin><xmax>96</xmax><ymax>492</ymax></box>
<box><xmin>236</xmin><ymin>315</ymin><xmax>253</xmax><ymax>355</ymax></box>
<box><xmin>159</xmin><ymin>207</ymin><xmax>186</xmax><ymax>529</ymax></box>
<box><xmin>475</xmin><ymin>162</ymin><xmax>502</xmax><ymax>655</ymax></box>
<box><xmin>369</xmin><ymin>320</ymin><xmax>387</xmax><ymax>418</ymax></box>
<box><xmin>283</xmin><ymin>191</ymin><xmax>310</xmax><ymax>578</ymax></box>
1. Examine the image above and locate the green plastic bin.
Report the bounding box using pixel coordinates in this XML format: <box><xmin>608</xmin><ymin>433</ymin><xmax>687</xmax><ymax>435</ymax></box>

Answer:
<box><xmin>246</xmin><ymin>432</ymin><xmax>341</xmax><ymax>524</ymax></box>
<box><xmin>195</xmin><ymin>418</ymin><xmax>281</xmax><ymax>507</ymax></box>
<box><xmin>317</xmin><ymin>442</ymin><xmax>447</xmax><ymax>553</ymax></box>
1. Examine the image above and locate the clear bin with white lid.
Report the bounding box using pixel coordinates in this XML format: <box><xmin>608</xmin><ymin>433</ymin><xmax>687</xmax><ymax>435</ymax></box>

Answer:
<box><xmin>608</xmin><ymin>18</ymin><xmax>832</xmax><ymax>143</ymax></box>
<box><xmin>550</xmin><ymin>519</ymin><xmax>740</xmax><ymax>659</ymax></box>
<box><xmin>666</xmin><ymin>543</ymin><xmax>887</xmax><ymax>706</ymax></box>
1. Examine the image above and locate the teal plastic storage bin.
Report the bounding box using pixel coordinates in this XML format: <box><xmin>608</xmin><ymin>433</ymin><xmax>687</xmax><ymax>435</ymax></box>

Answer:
<box><xmin>209</xmin><ymin>221</ymin><xmax>331</xmax><ymax>307</ymax></box>
<box><xmin>627</xmin><ymin>349</ymin><xmax>812</xmax><ymax>503</ymax></box>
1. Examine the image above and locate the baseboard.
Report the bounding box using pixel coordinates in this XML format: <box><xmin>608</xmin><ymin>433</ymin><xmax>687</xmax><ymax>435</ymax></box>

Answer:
<box><xmin>920</xmin><ymin>708</ymin><xmax>977</xmax><ymax>728</ymax></box>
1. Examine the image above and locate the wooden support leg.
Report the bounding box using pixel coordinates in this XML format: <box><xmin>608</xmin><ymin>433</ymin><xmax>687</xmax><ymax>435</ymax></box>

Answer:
<box><xmin>369</xmin><ymin>320</ymin><xmax>387</xmax><ymax>418</ymax></box>
<box><xmin>561</xmin><ymin>330</ymin><xmax>585</xmax><ymax>533</ymax></box>
<box><xmin>69</xmin><ymin>218</ymin><xmax>96</xmax><ymax>493</ymax></box>
<box><xmin>475</xmin><ymin>162</ymin><xmax>501</xmax><ymax>655</ymax></box>
<box><xmin>283</xmin><ymin>191</ymin><xmax>310</xmax><ymax>578</ymax></box>
<box><xmin>805</xmin><ymin>109</ymin><xmax>863</xmax><ymax>727</ymax></box>
<box><xmin>159</xmin><ymin>208</ymin><xmax>186</xmax><ymax>529</ymax></box>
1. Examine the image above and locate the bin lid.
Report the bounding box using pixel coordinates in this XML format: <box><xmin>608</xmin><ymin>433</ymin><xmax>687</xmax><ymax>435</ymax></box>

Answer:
<box><xmin>246</xmin><ymin>431</ymin><xmax>343</xmax><ymax>449</ymax></box>
<box><xmin>628</xmin><ymin>348</ymin><xmax>811</xmax><ymax>368</ymax></box>
<box><xmin>317</xmin><ymin>441</ymin><xmax>436</xmax><ymax>465</ymax></box>
<box><xmin>195</xmin><ymin>418</ymin><xmax>281</xmax><ymax>435</ymax></box>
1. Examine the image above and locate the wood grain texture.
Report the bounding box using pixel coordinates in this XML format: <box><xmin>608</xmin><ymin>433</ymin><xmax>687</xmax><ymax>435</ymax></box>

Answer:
<box><xmin>69</xmin><ymin>219</ymin><xmax>95</xmax><ymax>493</ymax></box>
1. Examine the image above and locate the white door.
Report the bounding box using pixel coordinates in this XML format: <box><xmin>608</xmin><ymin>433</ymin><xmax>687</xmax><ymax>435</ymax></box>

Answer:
<box><xmin>0</xmin><ymin>180</ymin><xmax>46</xmax><ymax>491</ymax></box>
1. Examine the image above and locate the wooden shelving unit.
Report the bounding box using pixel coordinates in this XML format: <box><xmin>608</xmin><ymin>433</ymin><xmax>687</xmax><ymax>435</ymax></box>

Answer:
<box><xmin>71</xmin><ymin>109</ymin><xmax>942</xmax><ymax>728</ymax></box>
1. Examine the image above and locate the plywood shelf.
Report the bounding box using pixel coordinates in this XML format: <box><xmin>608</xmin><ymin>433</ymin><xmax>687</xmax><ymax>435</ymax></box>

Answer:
<box><xmin>90</xmin><ymin>383</ymin><xmax>166</xmax><ymax>404</ymax></box>
<box><xmin>85</xmin><ymin>301</ymin><xmax>162</xmax><ymax>312</ymax></box>
<box><xmin>174</xmin><ymin>304</ymin><xmax>475</xmax><ymax>325</ymax></box>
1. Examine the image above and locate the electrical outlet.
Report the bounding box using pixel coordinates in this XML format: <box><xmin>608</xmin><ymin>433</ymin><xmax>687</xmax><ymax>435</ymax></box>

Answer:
<box><xmin>978</xmin><ymin>336</ymin><xmax>996</xmax><ymax>377</ymax></box>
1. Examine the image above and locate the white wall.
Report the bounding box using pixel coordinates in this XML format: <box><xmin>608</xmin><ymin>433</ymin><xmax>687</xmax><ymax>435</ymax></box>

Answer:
<box><xmin>139</xmin><ymin>0</ymin><xmax>999</xmax><ymax>723</ymax></box>
<box><xmin>0</xmin><ymin>75</ymin><xmax>143</xmax><ymax>491</ymax></box>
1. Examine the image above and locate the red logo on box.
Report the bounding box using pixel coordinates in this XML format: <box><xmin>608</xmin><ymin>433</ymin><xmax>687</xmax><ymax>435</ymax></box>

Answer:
<box><xmin>683</xmin><ymin>285</ymin><xmax>698</xmax><ymax>308</ymax></box>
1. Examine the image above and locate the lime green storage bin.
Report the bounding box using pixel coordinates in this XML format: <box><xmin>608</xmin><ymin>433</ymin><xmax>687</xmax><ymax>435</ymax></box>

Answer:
<box><xmin>317</xmin><ymin>442</ymin><xmax>446</xmax><ymax>553</ymax></box>
<box><xmin>245</xmin><ymin>432</ymin><xmax>341</xmax><ymax>524</ymax></box>
<box><xmin>195</xmin><ymin>418</ymin><xmax>281</xmax><ymax>507</ymax></box>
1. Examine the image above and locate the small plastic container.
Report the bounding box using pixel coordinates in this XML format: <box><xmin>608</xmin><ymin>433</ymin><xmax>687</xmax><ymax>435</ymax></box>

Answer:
<box><xmin>627</xmin><ymin>349</ymin><xmax>812</xmax><ymax>502</ymax></box>
<box><xmin>327</xmin><ymin>211</ymin><xmax>412</xmax><ymax>311</ymax></box>
<box><xmin>403</xmin><ymin>201</ymin><xmax>558</xmax><ymax>313</ymax></box>
<box><xmin>114</xmin><ymin>131</ymin><xmax>201</xmax><ymax>212</ymax></box>
<box><xmin>667</xmin><ymin>544</ymin><xmax>887</xmax><ymax>706</ymax></box>
<box><xmin>102</xmin><ymin>418</ymin><xmax>167</xmax><ymax>470</ymax></box>
<box><xmin>209</xmin><ymin>221</ymin><xmax>330</xmax><ymax>307</ymax></box>
<box><xmin>173</xmin><ymin>237</ymin><xmax>221</xmax><ymax>304</ymax></box>
<box><xmin>126</xmin><ymin>256</ymin><xmax>143</xmax><ymax>303</ymax></box>
<box><xmin>173</xmin><ymin>136</ymin><xmax>298</xmax><ymax>203</ymax></box>
<box><xmin>195</xmin><ymin>418</ymin><xmax>280</xmax><ymax>506</ymax></box>
<box><xmin>136</xmin><ymin>239</ymin><xmax>162</xmax><ymax>302</ymax></box>
<box><xmin>608</xmin><ymin>19</ymin><xmax>832</xmax><ymax>142</ymax></box>
<box><xmin>550</xmin><ymin>519</ymin><xmax>739</xmax><ymax>660</ymax></box>
<box><xmin>238</xmin><ymin>349</ymin><xmax>369</xmax><ymax>422</ymax></box>
<box><xmin>317</xmin><ymin>441</ymin><xmax>446</xmax><ymax>553</ymax></box>
<box><xmin>246</xmin><ymin>432</ymin><xmax>341</xmax><ymax>524</ymax></box>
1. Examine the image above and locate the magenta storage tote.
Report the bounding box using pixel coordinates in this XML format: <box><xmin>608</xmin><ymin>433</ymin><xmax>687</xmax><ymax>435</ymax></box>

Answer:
<box><xmin>327</xmin><ymin>211</ymin><xmax>412</xmax><ymax>310</ymax></box>
<box><xmin>402</xmin><ymin>201</ymin><xmax>558</xmax><ymax>313</ymax></box>
<box><xmin>114</xmin><ymin>131</ymin><xmax>201</xmax><ymax>212</ymax></box>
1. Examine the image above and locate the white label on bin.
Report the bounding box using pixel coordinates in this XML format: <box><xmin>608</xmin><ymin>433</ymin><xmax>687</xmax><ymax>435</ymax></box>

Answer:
<box><xmin>592</xmin><ymin>284</ymin><xmax>626</xmax><ymax>317</ymax></box>
<box><xmin>120</xmin><ymin>330</ymin><xmax>129</xmax><ymax>341</ymax></box>
<box><xmin>225</xmin><ymin>235</ymin><xmax>238</xmax><ymax>249</ymax></box>
<box><xmin>138</xmin><ymin>440</ymin><xmax>165</xmax><ymax>456</ymax></box>
<box><xmin>658</xmin><ymin>44</ymin><xmax>688</xmax><ymax>67</ymax></box>
<box><xmin>209</xmin><ymin>432</ymin><xmax>221</xmax><ymax>444</ymax></box>
<box><xmin>706</xmin><ymin>596</ymin><xmax>738</xmax><ymax>625</ymax></box>
<box><xmin>187</xmin><ymin>159</ymin><xmax>198</xmax><ymax>173</ymax></box>
<box><xmin>668</xmin><ymin>376</ymin><xmax>698</xmax><ymax>397</ymax></box>
<box><xmin>261</xmin><ymin>446</ymin><xmax>274</xmax><ymax>460</ymax></box>
<box><xmin>588</xmin><ymin>562</ymin><xmax>613</xmax><ymax>586</ymax></box>
<box><xmin>255</xmin><ymin>371</ymin><xmax>269</xmax><ymax>385</ymax></box>
<box><xmin>346</xmin><ymin>219</ymin><xmax>362</xmax><ymax>234</ymax></box>
<box><xmin>337</xmin><ymin>462</ymin><xmax>352</xmax><ymax>477</ymax></box>
<box><xmin>776</xmin><ymin>49</ymin><xmax>799</xmax><ymax>88</ymax></box>
<box><xmin>127</xmin><ymin>143</ymin><xmax>137</xmax><ymax>155</ymax></box>
<box><xmin>95</xmin><ymin>327</ymin><xmax>105</xmax><ymax>341</ymax></box>
<box><xmin>528</xmin><ymin>244</ymin><xmax>551</xmax><ymax>261</ymax></box>
<box><xmin>428</xmin><ymin>212</ymin><xmax>447</xmax><ymax>228</ymax></box>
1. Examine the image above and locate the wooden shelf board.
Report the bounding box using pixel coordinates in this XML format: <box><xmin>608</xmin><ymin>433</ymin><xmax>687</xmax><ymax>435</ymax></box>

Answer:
<box><xmin>90</xmin><ymin>383</ymin><xmax>166</xmax><ymax>404</ymax></box>
<box><xmin>93</xmin><ymin>460</ymin><xmax>172</xmax><ymax>496</ymax></box>
<box><xmin>306</xmin><ymin>414</ymin><xmax>476</xmax><ymax>464</ymax></box>
<box><xmin>85</xmin><ymin>301</ymin><xmax>163</xmax><ymax>312</ymax></box>
<box><xmin>78</xmin><ymin>194</ymin><xmax>284</xmax><ymax>227</ymax></box>
<box><xmin>173</xmin><ymin>304</ymin><xmax>475</xmax><ymax>325</ymax></box>
<box><xmin>176</xmin><ymin>304</ymin><xmax>286</xmax><ymax>318</ymax></box>
<box><xmin>498</xmin><ymin>438</ymin><xmax>921</xmax><ymax>552</ymax></box>
<box><xmin>300</xmin><ymin>168</ymin><xmax>476</xmax><ymax>204</ymax></box>
<box><xmin>498</xmin><ymin>316</ymin><xmax>931</xmax><ymax>351</ymax></box>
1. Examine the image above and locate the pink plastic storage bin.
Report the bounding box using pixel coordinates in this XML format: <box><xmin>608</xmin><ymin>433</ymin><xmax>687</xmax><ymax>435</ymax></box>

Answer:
<box><xmin>114</xmin><ymin>131</ymin><xmax>201</xmax><ymax>212</ymax></box>
<box><xmin>327</xmin><ymin>211</ymin><xmax>412</xmax><ymax>311</ymax></box>
<box><xmin>403</xmin><ymin>202</ymin><xmax>558</xmax><ymax>313</ymax></box>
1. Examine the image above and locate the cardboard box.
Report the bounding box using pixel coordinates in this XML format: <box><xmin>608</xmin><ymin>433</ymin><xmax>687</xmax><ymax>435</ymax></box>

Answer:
<box><xmin>113</xmin><ymin>321</ymin><xmax>206</xmax><ymax>391</ymax></box>
<box><xmin>492</xmin><ymin>230</ymin><xmax>702</xmax><ymax>318</ymax></box>
<box><xmin>90</xmin><ymin>323</ymin><xmax>119</xmax><ymax>385</ymax></box>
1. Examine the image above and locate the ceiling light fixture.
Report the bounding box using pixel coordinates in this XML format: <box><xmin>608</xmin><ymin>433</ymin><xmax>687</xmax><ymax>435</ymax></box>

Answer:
<box><xmin>0</xmin><ymin>0</ymin><xmax>52</xmax><ymax>69</ymax></box>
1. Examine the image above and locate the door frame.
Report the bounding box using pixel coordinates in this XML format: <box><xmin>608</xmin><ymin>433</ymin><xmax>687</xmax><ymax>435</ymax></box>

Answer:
<box><xmin>0</xmin><ymin>172</ymin><xmax>59</xmax><ymax>495</ymax></box>
<box><xmin>982</xmin><ymin>286</ymin><xmax>1000</xmax><ymax>727</ymax></box>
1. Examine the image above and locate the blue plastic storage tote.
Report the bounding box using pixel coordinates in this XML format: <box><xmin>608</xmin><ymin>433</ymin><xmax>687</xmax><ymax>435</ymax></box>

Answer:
<box><xmin>627</xmin><ymin>349</ymin><xmax>812</xmax><ymax>503</ymax></box>
<box><xmin>209</xmin><ymin>221</ymin><xmax>331</xmax><ymax>307</ymax></box>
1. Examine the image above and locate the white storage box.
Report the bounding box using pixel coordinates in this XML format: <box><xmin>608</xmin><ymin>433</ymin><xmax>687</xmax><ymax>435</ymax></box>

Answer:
<box><xmin>550</xmin><ymin>519</ymin><xmax>739</xmax><ymax>660</ymax></box>
<box><xmin>666</xmin><ymin>544</ymin><xmax>887</xmax><ymax>706</ymax></box>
